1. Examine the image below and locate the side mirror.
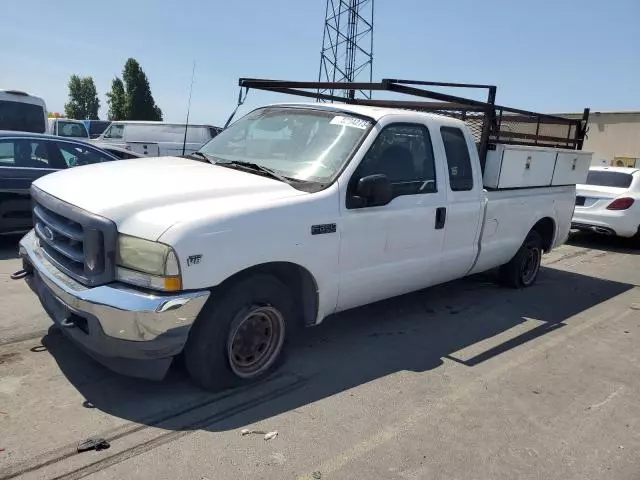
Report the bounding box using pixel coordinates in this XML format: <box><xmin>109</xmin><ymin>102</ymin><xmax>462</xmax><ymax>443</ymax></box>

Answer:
<box><xmin>354</xmin><ymin>174</ymin><xmax>392</xmax><ymax>207</ymax></box>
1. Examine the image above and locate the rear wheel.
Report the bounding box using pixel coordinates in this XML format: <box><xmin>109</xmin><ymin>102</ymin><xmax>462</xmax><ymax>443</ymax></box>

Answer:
<box><xmin>184</xmin><ymin>274</ymin><xmax>292</xmax><ymax>391</ymax></box>
<box><xmin>498</xmin><ymin>230</ymin><xmax>543</xmax><ymax>289</ymax></box>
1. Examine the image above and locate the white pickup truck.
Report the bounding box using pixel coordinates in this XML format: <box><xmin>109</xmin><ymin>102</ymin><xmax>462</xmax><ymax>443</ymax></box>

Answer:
<box><xmin>17</xmin><ymin>79</ymin><xmax>591</xmax><ymax>390</ymax></box>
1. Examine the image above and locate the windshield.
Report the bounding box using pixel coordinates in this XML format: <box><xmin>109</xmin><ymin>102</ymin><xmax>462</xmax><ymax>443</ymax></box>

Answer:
<box><xmin>0</xmin><ymin>100</ymin><xmax>46</xmax><ymax>133</ymax></box>
<box><xmin>586</xmin><ymin>171</ymin><xmax>633</xmax><ymax>188</ymax></box>
<box><xmin>198</xmin><ymin>107</ymin><xmax>373</xmax><ymax>183</ymax></box>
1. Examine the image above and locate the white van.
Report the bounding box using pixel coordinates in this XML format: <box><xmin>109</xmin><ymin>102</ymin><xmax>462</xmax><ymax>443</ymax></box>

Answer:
<box><xmin>0</xmin><ymin>89</ymin><xmax>47</xmax><ymax>133</ymax></box>
<box><xmin>95</xmin><ymin>121</ymin><xmax>221</xmax><ymax>157</ymax></box>
<box><xmin>47</xmin><ymin>118</ymin><xmax>89</xmax><ymax>139</ymax></box>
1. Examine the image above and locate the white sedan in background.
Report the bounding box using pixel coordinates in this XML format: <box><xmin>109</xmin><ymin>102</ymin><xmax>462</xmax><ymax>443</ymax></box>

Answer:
<box><xmin>572</xmin><ymin>166</ymin><xmax>640</xmax><ymax>244</ymax></box>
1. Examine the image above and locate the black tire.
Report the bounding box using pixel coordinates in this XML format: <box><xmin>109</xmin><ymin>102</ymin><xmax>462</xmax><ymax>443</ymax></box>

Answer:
<box><xmin>498</xmin><ymin>230</ymin><xmax>543</xmax><ymax>289</ymax></box>
<box><xmin>184</xmin><ymin>274</ymin><xmax>293</xmax><ymax>391</ymax></box>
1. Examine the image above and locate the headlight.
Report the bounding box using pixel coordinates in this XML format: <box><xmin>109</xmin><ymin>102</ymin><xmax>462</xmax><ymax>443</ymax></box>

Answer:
<box><xmin>115</xmin><ymin>234</ymin><xmax>182</xmax><ymax>292</ymax></box>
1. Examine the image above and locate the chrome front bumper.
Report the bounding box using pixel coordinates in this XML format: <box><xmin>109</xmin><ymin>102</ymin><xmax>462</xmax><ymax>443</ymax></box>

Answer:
<box><xmin>19</xmin><ymin>230</ymin><xmax>209</xmax><ymax>376</ymax></box>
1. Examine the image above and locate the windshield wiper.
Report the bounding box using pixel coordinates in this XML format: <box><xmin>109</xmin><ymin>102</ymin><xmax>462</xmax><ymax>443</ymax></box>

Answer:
<box><xmin>185</xmin><ymin>151</ymin><xmax>212</xmax><ymax>161</ymax></box>
<box><xmin>217</xmin><ymin>160</ymin><xmax>293</xmax><ymax>184</ymax></box>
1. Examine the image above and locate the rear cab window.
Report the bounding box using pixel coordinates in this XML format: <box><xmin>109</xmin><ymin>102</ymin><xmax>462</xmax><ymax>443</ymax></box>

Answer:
<box><xmin>440</xmin><ymin>126</ymin><xmax>474</xmax><ymax>191</ymax></box>
<box><xmin>585</xmin><ymin>171</ymin><xmax>634</xmax><ymax>188</ymax></box>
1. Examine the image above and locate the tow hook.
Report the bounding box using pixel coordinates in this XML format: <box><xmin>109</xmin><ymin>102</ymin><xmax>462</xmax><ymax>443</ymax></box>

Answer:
<box><xmin>10</xmin><ymin>269</ymin><xmax>30</xmax><ymax>280</ymax></box>
<box><xmin>11</xmin><ymin>257</ymin><xmax>34</xmax><ymax>280</ymax></box>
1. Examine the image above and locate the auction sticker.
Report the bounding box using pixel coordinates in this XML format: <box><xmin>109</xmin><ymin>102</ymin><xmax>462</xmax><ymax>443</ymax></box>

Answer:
<box><xmin>330</xmin><ymin>116</ymin><xmax>371</xmax><ymax>129</ymax></box>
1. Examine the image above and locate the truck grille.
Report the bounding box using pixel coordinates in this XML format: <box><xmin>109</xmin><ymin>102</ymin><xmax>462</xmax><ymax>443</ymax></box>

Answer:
<box><xmin>31</xmin><ymin>186</ymin><xmax>117</xmax><ymax>286</ymax></box>
<box><xmin>34</xmin><ymin>204</ymin><xmax>87</xmax><ymax>275</ymax></box>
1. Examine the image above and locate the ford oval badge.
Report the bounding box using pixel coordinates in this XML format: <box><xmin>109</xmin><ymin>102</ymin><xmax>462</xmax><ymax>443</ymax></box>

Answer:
<box><xmin>42</xmin><ymin>225</ymin><xmax>54</xmax><ymax>241</ymax></box>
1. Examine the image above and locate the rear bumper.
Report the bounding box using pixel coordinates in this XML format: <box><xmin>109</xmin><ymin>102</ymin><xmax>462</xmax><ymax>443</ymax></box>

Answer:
<box><xmin>572</xmin><ymin>210</ymin><xmax>639</xmax><ymax>238</ymax></box>
<box><xmin>19</xmin><ymin>230</ymin><xmax>210</xmax><ymax>379</ymax></box>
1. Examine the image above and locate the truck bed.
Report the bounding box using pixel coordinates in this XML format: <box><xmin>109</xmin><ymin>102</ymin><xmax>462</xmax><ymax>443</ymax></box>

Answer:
<box><xmin>469</xmin><ymin>185</ymin><xmax>576</xmax><ymax>275</ymax></box>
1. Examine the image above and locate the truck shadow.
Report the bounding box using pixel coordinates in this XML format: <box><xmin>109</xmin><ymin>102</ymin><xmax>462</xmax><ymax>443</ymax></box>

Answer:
<box><xmin>41</xmin><ymin>266</ymin><xmax>633</xmax><ymax>436</ymax></box>
<box><xmin>567</xmin><ymin>231</ymin><xmax>639</xmax><ymax>254</ymax></box>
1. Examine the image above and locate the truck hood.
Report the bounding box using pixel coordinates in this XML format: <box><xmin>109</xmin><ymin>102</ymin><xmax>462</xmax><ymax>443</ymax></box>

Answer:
<box><xmin>33</xmin><ymin>156</ymin><xmax>307</xmax><ymax>239</ymax></box>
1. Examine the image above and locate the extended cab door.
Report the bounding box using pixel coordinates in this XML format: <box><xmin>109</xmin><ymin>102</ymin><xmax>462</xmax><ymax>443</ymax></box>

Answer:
<box><xmin>336</xmin><ymin>119</ymin><xmax>449</xmax><ymax>312</ymax></box>
<box><xmin>433</xmin><ymin>125</ymin><xmax>484</xmax><ymax>280</ymax></box>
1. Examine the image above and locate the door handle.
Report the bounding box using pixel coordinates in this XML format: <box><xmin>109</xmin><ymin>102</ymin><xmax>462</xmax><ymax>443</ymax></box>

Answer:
<box><xmin>435</xmin><ymin>207</ymin><xmax>446</xmax><ymax>230</ymax></box>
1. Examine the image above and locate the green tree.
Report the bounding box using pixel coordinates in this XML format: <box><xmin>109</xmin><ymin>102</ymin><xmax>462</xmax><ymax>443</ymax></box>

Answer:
<box><xmin>122</xmin><ymin>58</ymin><xmax>162</xmax><ymax>121</ymax></box>
<box><xmin>106</xmin><ymin>78</ymin><xmax>127</xmax><ymax>120</ymax></box>
<box><xmin>64</xmin><ymin>75</ymin><xmax>100</xmax><ymax>120</ymax></box>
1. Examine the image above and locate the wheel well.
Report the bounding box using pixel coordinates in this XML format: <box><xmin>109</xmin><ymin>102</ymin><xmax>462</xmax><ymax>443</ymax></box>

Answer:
<box><xmin>531</xmin><ymin>217</ymin><xmax>555</xmax><ymax>252</ymax></box>
<box><xmin>213</xmin><ymin>262</ymin><xmax>319</xmax><ymax>328</ymax></box>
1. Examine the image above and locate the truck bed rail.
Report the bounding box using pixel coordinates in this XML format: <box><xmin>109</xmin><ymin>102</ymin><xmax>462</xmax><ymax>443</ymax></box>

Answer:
<box><xmin>236</xmin><ymin>78</ymin><xmax>590</xmax><ymax>172</ymax></box>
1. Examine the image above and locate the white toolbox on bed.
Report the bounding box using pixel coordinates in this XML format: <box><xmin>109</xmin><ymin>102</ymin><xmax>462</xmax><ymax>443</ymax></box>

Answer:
<box><xmin>552</xmin><ymin>151</ymin><xmax>592</xmax><ymax>186</ymax></box>
<box><xmin>483</xmin><ymin>144</ymin><xmax>592</xmax><ymax>189</ymax></box>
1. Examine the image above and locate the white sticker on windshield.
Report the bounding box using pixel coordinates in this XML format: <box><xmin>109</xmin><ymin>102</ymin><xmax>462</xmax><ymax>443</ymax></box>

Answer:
<box><xmin>330</xmin><ymin>116</ymin><xmax>371</xmax><ymax>129</ymax></box>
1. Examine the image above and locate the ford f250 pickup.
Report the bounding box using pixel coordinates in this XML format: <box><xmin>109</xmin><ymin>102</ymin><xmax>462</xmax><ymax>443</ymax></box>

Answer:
<box><xmin>17</xmin><ymin>79</ymin><xmax>592</xmax><ymax>391</ymax></box>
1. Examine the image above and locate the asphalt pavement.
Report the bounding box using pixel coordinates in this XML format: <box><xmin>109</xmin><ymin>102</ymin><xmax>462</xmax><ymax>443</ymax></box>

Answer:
<box><xmin>0</xmin><ymin>232</ymin><xmax>638</xmax><ymax>480</ymax></box>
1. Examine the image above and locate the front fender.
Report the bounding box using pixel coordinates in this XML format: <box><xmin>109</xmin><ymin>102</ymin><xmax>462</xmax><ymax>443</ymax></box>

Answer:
<box><xmin>159</xmin><ymin>187</ymin><xmax>342</xmax><ymax>321</ymax></box>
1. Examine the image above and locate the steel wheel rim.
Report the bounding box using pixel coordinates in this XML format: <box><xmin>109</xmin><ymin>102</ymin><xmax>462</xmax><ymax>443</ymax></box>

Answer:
<box><xmin>521</xmin><ymin>244</ymin><xmax>541</xmax><ymax>285</ymax></box>
<box><xmin>227</xmin><ymin>305</ymin><xmax>285</xmax><ymax>379</ymax></box>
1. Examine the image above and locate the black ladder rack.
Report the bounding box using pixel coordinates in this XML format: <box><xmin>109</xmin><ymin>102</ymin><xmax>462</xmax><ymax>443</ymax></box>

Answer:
<box><xmin>236</xmin><ymin>78</ymin><xmax>590</xmax><ymax>172</ymax></box>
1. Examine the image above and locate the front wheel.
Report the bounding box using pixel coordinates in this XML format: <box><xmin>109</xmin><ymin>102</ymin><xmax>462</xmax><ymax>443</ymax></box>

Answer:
<box><xmin>498</xmin><ymin>230</ymin><xmax>543</xmax><ymax>289</ymax></box>
<box><xmin>184</xmin><ymin>274</ymin><xmax>292</xmax><ymax>391</ymax></box>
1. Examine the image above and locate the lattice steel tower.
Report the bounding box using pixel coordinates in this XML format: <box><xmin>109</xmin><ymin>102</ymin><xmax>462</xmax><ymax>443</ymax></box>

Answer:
<box><xmin>318</xmin><ymin>0</ymin><xmax>374</xmax><ymax>100</ymax></box>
